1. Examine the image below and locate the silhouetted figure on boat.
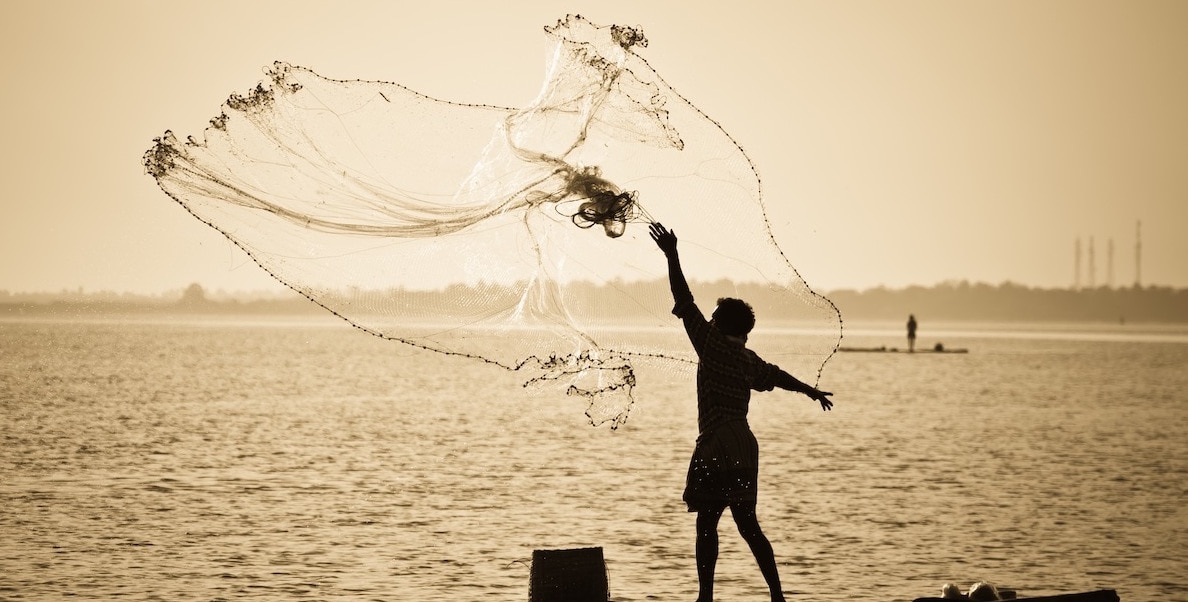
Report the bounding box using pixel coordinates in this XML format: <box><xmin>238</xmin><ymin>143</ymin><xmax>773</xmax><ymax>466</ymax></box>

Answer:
<box><xmin>649</xmin><ymin>222</ymin><xmax>834</xmax><ymax>602</ymax></box>
<box><xmin>907</xmin><ymin>314</ymin><xmax>918</xmax><ymax>353</ymax></box>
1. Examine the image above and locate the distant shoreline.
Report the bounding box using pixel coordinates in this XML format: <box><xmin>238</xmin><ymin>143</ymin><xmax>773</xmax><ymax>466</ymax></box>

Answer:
<box><xmin>3</xmin><ymin>280</ymin><xmax>1186</xmax><ymax>323</ymax></box>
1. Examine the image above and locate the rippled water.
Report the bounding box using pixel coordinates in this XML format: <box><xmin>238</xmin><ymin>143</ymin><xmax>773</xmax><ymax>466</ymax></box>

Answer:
<box><xmin>2</xmin><ymin>317</ymin><xmax>1185</xmax><ymax>601</ymax></box>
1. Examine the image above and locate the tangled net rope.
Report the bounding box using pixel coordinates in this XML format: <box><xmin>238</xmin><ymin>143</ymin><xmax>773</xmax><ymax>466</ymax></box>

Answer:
<box><xmin>144</xmin><ymin>15</ymin><xmax>842</xmax><ymax>429</ymax></box>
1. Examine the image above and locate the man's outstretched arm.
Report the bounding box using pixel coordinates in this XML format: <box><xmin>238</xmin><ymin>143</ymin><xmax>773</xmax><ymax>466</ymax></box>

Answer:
<box><xmin>775</xmin><ymin>370</ymin><xmax>834</xmax><ymax>411</ymax></box>
<box><xmin>649</xmin><ymin>222</ymin><xmax>693</xmax><ymax>306</ymax></box>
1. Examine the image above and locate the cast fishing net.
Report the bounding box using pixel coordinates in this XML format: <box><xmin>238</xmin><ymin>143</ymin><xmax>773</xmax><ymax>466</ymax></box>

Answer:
<box><xmin>143</xmin><ymin>15</ymin><xmax>842</xmax><ymax>428</ymax></box>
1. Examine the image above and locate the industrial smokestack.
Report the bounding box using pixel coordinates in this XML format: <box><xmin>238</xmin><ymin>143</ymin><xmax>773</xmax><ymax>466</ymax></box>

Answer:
<box><xmin>1088</xmin><ymin>237</ymin><xmax>1096</xmax><ymax>289</ymax></box>
<box><xmin>1107</xmin><ymin>238</ymin><xmax>1114</xmax><ymax>288</ymax></box>
<box><xmin>1074</xmin><ymin>237</ymin><xmax>1082</xmax><ymax>290</ymax></box>
<box><xmin>1135</xmin><ymin>221</ymin><xmax>1142</xmax><ymax>288</ymax></box>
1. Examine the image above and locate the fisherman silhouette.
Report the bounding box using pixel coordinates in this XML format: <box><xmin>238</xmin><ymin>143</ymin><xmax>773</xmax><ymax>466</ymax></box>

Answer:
<box><xmin>649</xmin><ymin>222</ymin><xmax>834</xmax><ymax>602</ymax></box>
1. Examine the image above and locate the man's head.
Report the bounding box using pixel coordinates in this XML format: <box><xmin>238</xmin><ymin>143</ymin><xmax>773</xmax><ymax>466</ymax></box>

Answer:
<box><xmin>711</xmin><ymin>297</ymin><xmax>755</xmax><ymax>337</ymax></box>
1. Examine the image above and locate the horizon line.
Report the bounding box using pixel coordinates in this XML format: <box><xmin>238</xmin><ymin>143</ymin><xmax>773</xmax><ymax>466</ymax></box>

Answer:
<box><xmin>2</xmin><ymin>278</ymin><xmax>1185</xmax><ymax>298</ymax></box>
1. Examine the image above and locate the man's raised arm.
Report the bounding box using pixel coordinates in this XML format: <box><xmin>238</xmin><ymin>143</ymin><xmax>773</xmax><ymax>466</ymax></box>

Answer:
<box><xmin>649</xmin><ymin>222</ymin><xmax>693</xmax><ymax>306</ymax></box>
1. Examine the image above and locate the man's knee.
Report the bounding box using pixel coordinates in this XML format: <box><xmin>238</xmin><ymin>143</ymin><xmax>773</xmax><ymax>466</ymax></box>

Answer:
<box><xmin>729</xmin><ymin>505</ymin><xmax>764</xmax><ymax>539</ymax></box>
<box><xmin>696</xmin><ymin>507</ymin><xmax>725</xmax><ymax>533</ymax></box>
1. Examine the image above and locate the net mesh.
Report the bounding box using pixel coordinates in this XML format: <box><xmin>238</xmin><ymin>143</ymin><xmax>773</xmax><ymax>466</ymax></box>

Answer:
<box><xmin>143</xmin><ymin>15</ymin><xmax>842</xmax><ymax>428</ymax></box>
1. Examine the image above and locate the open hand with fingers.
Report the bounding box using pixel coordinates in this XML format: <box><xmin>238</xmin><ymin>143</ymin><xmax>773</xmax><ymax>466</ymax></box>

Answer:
<box><xmin>649</xmin><ymin>222</ymin><xmax>678</xmax><ymax>256</ymax></box>
<box><xmin>809</xmin><ymin>388</ymin><xmax>834</xmax><ymax>411</ymax></box>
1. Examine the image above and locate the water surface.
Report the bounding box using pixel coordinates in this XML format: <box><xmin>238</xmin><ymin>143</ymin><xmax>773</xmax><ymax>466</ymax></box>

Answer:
<box><xmin>2</xmin><ymin>317</ymin><xmax>1185</xmax><ymax>600</ymax></box>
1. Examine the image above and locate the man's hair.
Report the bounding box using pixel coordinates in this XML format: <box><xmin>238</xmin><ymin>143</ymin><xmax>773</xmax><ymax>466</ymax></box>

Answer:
<box><xmin>712</xmin><ymin>297</ymin><xmax>755</xmax><ymax>336</ymax></box>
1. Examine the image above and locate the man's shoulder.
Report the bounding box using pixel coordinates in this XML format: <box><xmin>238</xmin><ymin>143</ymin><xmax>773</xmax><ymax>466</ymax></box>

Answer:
<box><xmin>729</xmin><ymin>344</ymin><xmax>778</xmax><ymax>376</ymax></box>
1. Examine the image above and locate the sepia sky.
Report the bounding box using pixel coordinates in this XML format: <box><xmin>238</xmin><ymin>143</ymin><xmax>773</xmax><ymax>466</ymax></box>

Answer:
<box><xmin>2</xmin><ymin>0</ymin><xmax>1185</xmax><ymax>294</ymax></box>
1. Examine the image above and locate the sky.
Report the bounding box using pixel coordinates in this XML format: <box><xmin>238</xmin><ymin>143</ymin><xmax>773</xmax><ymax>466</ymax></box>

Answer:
<box><xmin>2</xmin><ymin>0</ymin><xmax>1185</xmax><ymax>295</ymax></box>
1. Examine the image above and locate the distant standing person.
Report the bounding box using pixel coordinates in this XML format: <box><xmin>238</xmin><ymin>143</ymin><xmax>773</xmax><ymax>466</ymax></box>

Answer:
<box><xmin>907</xmin><ymin>314</ymin><xmax>918</xmax><ymax>353</ymax></box>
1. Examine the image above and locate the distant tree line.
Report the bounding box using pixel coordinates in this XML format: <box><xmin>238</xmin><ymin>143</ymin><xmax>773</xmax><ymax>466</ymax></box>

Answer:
<box><xmin>825</xmin><ymin>281</ymin><xmax>1188</xmax><ymax>323</ymax></box>
<box><xmin>3</xmin><ymin>280</ymin><xmax>1186</xmax><ymax>323</ymax></box>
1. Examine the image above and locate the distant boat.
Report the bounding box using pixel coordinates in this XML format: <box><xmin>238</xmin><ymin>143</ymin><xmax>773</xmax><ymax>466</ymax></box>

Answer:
<box><xmin>912</xmin><ymin>588</ymin><xmax>1118</xmax><ymax>602</ymax></box>
<box><xmin>839</xmin><ymin>344</ymin><xmax>968</xmax><ymax>354</ymax></box>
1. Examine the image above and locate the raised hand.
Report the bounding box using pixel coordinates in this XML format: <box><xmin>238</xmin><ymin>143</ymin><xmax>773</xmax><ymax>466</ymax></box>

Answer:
<box><xmin>649</xmin><ymin>222</ymin><xmax>678</xmax><ymax>256</ymax></box>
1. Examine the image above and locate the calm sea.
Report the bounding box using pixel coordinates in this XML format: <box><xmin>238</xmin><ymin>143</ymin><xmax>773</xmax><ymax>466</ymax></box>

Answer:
<box><xmin>2</xmin><ymin>316</ymin><xmax>1185</xmax><ymax>601</ymax></box>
